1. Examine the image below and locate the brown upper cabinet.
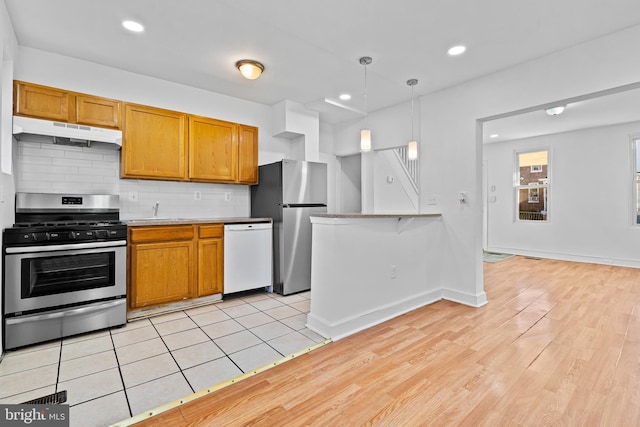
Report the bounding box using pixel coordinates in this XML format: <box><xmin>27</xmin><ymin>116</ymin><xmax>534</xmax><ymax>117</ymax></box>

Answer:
<box><xmin>189</xmin><ymin>116</ymin><xmax>238</xmax><ymax>182</ymax></box>
<box><xmin>14</xmin><ymin>81</ymin><xmax>258</xmax><ymax>185</ymax></box>
<box><xmin>13</xmin><ymin>81</ymin><xmax>122</xmax><ymax>129</ymax></box>
<box><xmin>124</xmin><ymin>106</ymin><xmax>258</xmax><ymax>184</ymax></box>
<box><xmin>238</xmin><ymin>124</ymin><xmax>259</xmax><ymax>184</ymax></box>
<box><xmin>76</xmin><ymin>94</ymin><xmax>121</xmax><ymax>129</ymax></box>
<box><xmin>122</xmin><ymin>103</ymin><xmax>188</xmax><ymax>181</ymax></box>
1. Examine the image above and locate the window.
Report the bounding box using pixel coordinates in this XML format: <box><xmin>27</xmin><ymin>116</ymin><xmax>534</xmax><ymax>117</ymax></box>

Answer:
<box><xmin>633</xmin><ymin>137</ymin><xmax>640</xmax><ymax>225</ymax></box>
<box><xmin>516</xmin><ymin>150</ymin><xmax>549</xmax><ymax>221</ymax></box>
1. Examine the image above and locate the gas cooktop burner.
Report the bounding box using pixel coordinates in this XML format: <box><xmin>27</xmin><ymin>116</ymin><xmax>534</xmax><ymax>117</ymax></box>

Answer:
<box><xmin>5</xmin><ymin>193</ymin><xmax>127</xmax><ymax>246</ymax></box>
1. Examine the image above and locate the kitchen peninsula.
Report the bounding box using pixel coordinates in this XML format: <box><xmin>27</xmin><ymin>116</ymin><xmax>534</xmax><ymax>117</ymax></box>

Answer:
<box><xmin>307</xmin><ymin>213</ymin><xmax>443</xmax><ymax>340</ymax></box>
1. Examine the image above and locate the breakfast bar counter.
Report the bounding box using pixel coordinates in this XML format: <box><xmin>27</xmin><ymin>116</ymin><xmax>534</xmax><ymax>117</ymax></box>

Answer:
<box><xmin>307</xmin><ymin>213</ymin><xmax>443</xmax><ymax>340</ymax></box>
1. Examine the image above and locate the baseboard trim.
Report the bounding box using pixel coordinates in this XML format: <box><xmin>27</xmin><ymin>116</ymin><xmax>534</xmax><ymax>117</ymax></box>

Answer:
<box><xmin>442</xmin><ymin>288</ymin><xmax>487</xmax><ymax>307</ymax></box>
<box><xmin>486</xmin><ymin>247</ymin><xmax>640</xmax><ymax>269</ymax></box>
<box><xmin>306</xmin><ymin>289</ymin><xmax>443</xmax><ymax>341</ymax></box>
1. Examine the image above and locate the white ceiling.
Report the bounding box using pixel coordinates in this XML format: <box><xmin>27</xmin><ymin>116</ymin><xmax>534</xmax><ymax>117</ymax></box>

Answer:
<box><xmin>484</xmin><ymin>86</ymin><xmax>640</xmax><ymax>144</ymax></box>
<box><xmin>5</xmin><ymin>0</ymin><xmax>640</xmax><ymax>125</ymax></box>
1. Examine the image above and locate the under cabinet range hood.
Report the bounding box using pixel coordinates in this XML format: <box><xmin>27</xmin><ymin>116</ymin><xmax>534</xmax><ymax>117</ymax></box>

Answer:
<box><xmin>12</xmin><ymin>116</ymin><xmax>123</xmax><ymax>148</ymax></box>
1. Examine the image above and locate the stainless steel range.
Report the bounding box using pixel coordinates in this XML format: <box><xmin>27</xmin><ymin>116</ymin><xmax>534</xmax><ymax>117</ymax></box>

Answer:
<box><xmin>2</xmin><ymin>193</ymin><xmax>127</xmax><ymax>349</ymax></box>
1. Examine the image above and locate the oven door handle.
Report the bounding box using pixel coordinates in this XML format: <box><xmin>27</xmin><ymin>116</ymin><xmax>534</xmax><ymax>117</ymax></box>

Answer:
<box><xmin>5</xmin><ymin>240</ymin><xmax>127</xmax><ymax>254</ymax></box>
<box><xmin>5</xmin><ymin>299</ymin><xmax>125</xmax><ymax>324</ymax></box>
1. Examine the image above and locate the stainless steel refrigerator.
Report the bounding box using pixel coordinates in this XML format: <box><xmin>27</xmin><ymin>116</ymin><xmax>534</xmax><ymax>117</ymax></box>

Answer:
<box><xmin>251</xmin><ymin>159</ymin><xmax>327</xmax><ymax>295</ymax></box>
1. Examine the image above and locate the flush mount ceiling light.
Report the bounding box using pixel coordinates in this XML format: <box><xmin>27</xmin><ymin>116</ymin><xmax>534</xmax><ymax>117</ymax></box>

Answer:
<box><xmin>235</xmin><ymin>60</ymin><xmax>264</xmax><ymax>80</ymax></box>
<box><xmin>360</xmin><ymin>56</ymin><xmax>372</xmax><ymax>152</ymax></box>
<box><xmin>545</xmin><ymin>105</ymin><xmax>566</xmax><ymax>116</ymax></box>
<box><xmin>407</xmin><ymin>78</ymin><xmax>418</xmax><ymax>161</ymax></box>
<box><xmin>447</xmin><ymin>45</ymin><xmax>466</xmax><ymax>56</ymax></box>
<box><xmin>339</xmin><ymin>93</ymin><xmax>351</xmax><ymax>101</ymax></box>
<box><xmin>122</xmin><ymin>20</ymin><xmax>144</xmax><ymax>33</ymax></box>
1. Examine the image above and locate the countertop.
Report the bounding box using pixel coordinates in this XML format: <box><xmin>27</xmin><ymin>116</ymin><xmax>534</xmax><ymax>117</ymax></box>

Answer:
<box><xmin>124</xmin><ymin>217</ymin><xmax>272</xmax><ymax>226</ymax></box>
<box><xmin>310</xmin><ymin>213</ymin><xmax>441</xmax><ymax>219</ymax></box>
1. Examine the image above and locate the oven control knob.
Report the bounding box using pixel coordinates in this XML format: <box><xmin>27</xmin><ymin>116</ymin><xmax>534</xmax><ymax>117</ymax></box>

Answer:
<box><xmin>69</xmin><ymin>231</ymin><xmax>78</xmax><ymax>240</ymax></box>
<box><xmin>96</xmin><ymin>230</ymin><xmax>109</xmax><ymax>239</ymax></box>
<box><xmin>31</xmin><ymin>232</ymin><xmax>47</xmax><ymax>241</ymax></box>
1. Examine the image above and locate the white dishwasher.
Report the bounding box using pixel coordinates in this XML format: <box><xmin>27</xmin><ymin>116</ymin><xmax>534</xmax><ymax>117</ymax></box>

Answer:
<box><xmin>224</xmin><ymin>222</ymin><xmax>273</xmax><ymax>294</ymax></box>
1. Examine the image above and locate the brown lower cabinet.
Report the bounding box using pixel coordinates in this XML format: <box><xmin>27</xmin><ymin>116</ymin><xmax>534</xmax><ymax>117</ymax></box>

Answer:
<box><xmin>128</xmin><ymin>224</ymin><xmax>224</xmax><ymax>309</ymax></box>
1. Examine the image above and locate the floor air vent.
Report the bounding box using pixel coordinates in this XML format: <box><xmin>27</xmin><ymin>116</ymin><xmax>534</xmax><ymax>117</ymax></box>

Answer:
<box><xmin>22</xmin><ymin>390</ymin><xmax>67</xmax><ymax>405</ymax></box>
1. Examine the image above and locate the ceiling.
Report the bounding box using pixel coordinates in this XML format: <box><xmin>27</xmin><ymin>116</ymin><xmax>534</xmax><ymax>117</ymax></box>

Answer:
<box><xmin>5</xmin><ymin>0</ymin><xmax>640</xmax><ymax>125</ymax></box>
<box><xmin>483</xmin><ymin>86</ymin><xmax>640</xmax><ymax>144</ymax></box>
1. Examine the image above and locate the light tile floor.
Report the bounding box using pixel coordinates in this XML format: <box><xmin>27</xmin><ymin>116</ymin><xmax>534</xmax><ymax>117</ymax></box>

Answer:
<box><xmin>0</xmin><ymin>290</ymin><xmax>324</xmax><ymax>427</ymax></box>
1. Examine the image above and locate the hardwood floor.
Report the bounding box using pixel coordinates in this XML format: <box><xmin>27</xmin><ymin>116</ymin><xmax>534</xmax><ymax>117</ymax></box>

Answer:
<box><xmin>132</xmin><ymin>256</ymin><xmax>640</xmax><ymax>426</ymax></box>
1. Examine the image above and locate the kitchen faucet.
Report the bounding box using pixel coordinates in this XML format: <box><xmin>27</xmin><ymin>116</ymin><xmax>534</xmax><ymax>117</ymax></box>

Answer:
<box><xmin>152</xmin><ymin>201</ymin><xmax>160</xmax><ymax>217</ymax></box>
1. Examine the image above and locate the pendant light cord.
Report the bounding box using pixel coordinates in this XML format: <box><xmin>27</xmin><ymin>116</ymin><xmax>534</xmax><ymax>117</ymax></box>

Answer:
<box><xmin>364</xmin><ymin>63</ymin><xmax>368</xmax><ymax>126</ymax></box>
<box><xmin>359</xmin><ymin>57</ymin><xmax>372</xmax><ymax>126</ymax></box>
<box><xmin>411</xmin><ymin>84</ymin><xmax>414</xmax><ymax>141</ymax></box>
<box><xmin>407</xmin><ymin>78</ymin><xmax>418</xmax><ymax>141</ymax></box>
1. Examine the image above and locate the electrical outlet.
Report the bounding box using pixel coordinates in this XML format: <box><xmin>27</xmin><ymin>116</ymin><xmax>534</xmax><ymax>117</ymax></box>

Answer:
<box><xmin>194</xmin><ymin>191</ymin><xmax>202</xmax><ymax>201</ymax></box>
<box><xmin>128</xmin><ymin>191</ymin><xmax>138</xmax><ymax>202</ymax></box>
<box><xmin>426</xmin><ymin>195</ymin><xmax>438</xmax><ymax>205</ymax></box>
<box><xmin>224</xmin><ymin>192</ymin><xmax>231</xmax><ymax>202</ymax></box>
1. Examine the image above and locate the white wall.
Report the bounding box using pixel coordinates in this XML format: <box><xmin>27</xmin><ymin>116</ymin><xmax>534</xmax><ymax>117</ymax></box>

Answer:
<box><xmin>0</xmin><ymin>0</ymin><xmax>17</xmax><ymax>355</ymax></box>
<box><xmin>485</xmin><ymin>121</ymin><xmax>640</xmax><ymax>266</ymax></box>
<box><xmin>372</xmin><ymin>150</ymin><xmax>417</xmax><ymax>214</ymax></box>
<box><xmin>337</xmin><ymin>154</ymin><xmax>361</xmax><ymax>213</ymax></box>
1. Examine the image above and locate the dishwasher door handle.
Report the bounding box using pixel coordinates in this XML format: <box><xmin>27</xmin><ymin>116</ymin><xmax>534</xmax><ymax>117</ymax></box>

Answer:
<box><xmin>224</xmin><ymin>223</ymin><xmax>272</xmax><ymax>232</ymax></box>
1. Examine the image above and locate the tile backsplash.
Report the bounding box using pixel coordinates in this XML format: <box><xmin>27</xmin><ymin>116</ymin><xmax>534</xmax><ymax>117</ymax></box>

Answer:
<box><xmin>14</xmin><ymin>138</ymin><xmax>251</xmax><ymax>219</ymax></box>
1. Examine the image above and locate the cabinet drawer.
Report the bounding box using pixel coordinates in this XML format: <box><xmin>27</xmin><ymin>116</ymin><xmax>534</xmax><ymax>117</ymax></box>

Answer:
<box><xmin>129</xmin><ymin>225</ymin><xmax>194</xmax><ymax>243</ymax></box>
<box><xmin>198</xmin><ymin>224</ymin><xmax>223</xmax><ymax>239</ymax></box>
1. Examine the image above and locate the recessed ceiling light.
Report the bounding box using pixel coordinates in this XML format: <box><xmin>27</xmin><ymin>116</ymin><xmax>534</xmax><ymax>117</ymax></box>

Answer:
<box><xmin>339</xmin><ymin>94</ymin><xmax>351</xmax><ymax>101</ymax></box>
<box><xmin>122</xmin><ymin>20</ymin><xmax>144</xmax><ymax>33</ymax></box>
<box><xmin>545</xmin><ymin>105</ymin><xmax>566</xmax><ymax>116</ymax></box>
<box><xmin>490</xmin><ymin>134</ymin><xmax>499</xmax><ymax>138</ymax></box>
<box><xmin>447</xmin><ymin>45</ymin><xmax>466</xmax><ymax>56</ymax></box>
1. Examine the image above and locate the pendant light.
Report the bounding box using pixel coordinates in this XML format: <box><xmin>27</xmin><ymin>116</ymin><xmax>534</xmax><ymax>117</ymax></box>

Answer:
<box><xmin>359</xmin><ymin>56</ymin><xmax>372</xmax><ymax>152</ymax></box>
<box><xmin>407</xmin><ymin>78</ymin><xmax>418</xmax><ymax>160</ymax></box>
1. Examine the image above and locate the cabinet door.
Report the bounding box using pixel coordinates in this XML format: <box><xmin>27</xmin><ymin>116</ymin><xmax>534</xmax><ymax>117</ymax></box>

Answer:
<box><xmin>76</xmin><ymin>94</ymin><xmax>121</xmax><ymax>129</ymax></box>
<box><xmin>129</xmin><ymin>240</ymin><xmax>195</xmax><ymax>308</ymax></box>
<box><xmin>189</xmin><ymin>116</ymin><xmax>237</xmax><ymax>182</ymax></box>
<box><xmin>198</xmin><ymin>237</ymin><xmax>224</xmax><ymax>296</ymax></box>
<box><xmin>123</xmin><ymin>103</ymin><xmax>188</xmax><ymax>180</ymax></box>
<box><xmin>237</xmin><ymin>124</ymin><xmax>258</xmax><ymax>184</ymax></box>
<box><xmin>14</xmin><ymin>81</ymin><xmax>73</xmax><ymax>122</ymax></box>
